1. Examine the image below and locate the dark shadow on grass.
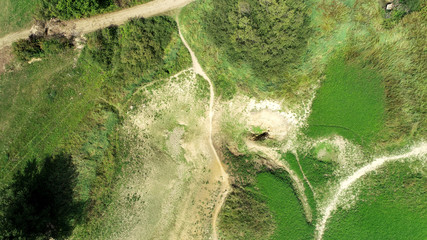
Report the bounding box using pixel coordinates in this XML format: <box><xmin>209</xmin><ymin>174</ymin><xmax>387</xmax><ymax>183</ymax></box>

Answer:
<box><xmin>0</xmin><ymin>153</ymin><xmax>84</xmax><ymax>239</ymax></box>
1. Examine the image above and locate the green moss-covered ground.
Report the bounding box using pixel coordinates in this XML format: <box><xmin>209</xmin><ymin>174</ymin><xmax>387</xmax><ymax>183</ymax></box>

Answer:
<box><xmin>306</xmin><ymin>56</ymin><xmax>385</xmax><ymax>146</ymax></box>
<box><xmin>254</xmin><ymin>172</ymin><xmax>314</xmax><ymax>240</ymax></box>
<box><xmin>324</xmin><ymin>162</ymin><xmax>427</xmax><ymax>240</ymax></box>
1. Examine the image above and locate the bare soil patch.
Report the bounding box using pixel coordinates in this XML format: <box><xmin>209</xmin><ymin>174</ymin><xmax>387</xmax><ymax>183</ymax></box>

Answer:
<box><xmin>0</xmin><ymin>46</ymin><xmax>13</xmax><ymax>74</ymax></box>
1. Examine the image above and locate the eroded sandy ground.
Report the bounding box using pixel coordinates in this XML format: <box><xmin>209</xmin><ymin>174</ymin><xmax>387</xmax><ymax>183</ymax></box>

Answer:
<box><xmin>92</xmin><ymin>69</ymin><xmax>226</xmax><ymax>239</ymax></box>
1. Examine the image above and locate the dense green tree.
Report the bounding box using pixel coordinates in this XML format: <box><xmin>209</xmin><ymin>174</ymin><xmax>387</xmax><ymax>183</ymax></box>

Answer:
<box><xmin>12</xmin><ymin>36</ymin><xmax>73</xmax><ymax>61</ymax></box>
<box><xmin>0</xmin><ymin>154</ymin><xmax>83</xmax><ymax>239</ymax></box>
<box><xmin>86</xmin><ymin>26</ymin><xmax>120</xmax><ymax>70</ymax></box>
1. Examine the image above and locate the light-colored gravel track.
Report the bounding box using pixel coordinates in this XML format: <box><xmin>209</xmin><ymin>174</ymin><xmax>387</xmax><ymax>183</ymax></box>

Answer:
<box><xmin>178</xmin><ymin>19</ymin><xmax>231</xmax><ymax>240</ymax></box>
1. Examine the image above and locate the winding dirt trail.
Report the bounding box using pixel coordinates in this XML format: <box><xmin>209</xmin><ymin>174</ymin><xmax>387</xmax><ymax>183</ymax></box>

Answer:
<box><xmin>296</xmin><ymin>154</ymin><xmax>316</xmax><ymax>198</ymax></box>
<box><xmin>0</xmin><ymin>0</ymin><xmax>195</xmax><ymax>49</ymax></box>
<box><xmin>316</xmin><ymin>142</ymin><xmax>427</xmax><ymax>240</ymax></box>
<box><xmin>177</xmin><ymin>19</ymin><xmax>231</xmax><ymax>240</ymax></box>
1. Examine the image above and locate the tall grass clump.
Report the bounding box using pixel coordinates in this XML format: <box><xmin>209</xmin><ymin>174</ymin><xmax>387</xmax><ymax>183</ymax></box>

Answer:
<box><xmin>35</xmin><ymin>0</ymin><xmax>152</xmax><ymax>20</ymax></box>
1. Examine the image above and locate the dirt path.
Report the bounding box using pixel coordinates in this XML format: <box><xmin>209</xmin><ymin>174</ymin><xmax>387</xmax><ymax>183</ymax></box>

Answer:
<box><xmin>245</xmin><ymin>141</ymin><xmax>313</xmax><ymax>223</ymax></box>
<box><xmin>177</xmin><ymin>19</ymin><xmax>230</xmax><ymax>240</ymax></box>
<box><xmin>0</xmin><ymin>0</ymin><xmax>195</xmax><ymax>49</ymax></box>
<box><xmin>315</xmin><ymin>142</ymin><xmax>427</xmax><ymax>240</ymax></box>
<box><xmin>296</xmin><ymin>154</ymin><xmax>317</xmax><ymax>198</ymax></box>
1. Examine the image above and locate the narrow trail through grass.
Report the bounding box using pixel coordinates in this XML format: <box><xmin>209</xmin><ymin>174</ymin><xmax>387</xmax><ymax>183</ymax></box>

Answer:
<box><xmin>246</xmin><ymin>141</ymin><xmax>313</xmax><ymax>223</ymax></box>
<box><xmin>316</xmin><ymin>142</ymin><xmax>427</xmax><ymax>240</ymax></box>
<box><xmin>296</xmin><ymin>154</ymin><xmax>317</xmax><ymax>198</ymax></box>
<box><xmin>177</xmin><ymin>18</ymin><xmax>230</xmax><ymax>240</ymax></box>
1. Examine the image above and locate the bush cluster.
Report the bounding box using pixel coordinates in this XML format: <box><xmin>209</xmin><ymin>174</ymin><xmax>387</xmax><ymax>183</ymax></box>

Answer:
<box><xmin>205</xmin><ymin>0</ymin><xmax>311</xmax><ymax>81</ymax></box>
<box><xmin>12</xmin><ymin>35</ymin><xmax>73</xmax><ymax>61</ymax></box>
<box><xmin>83</xmin><ymin>16</ymin><xmax>190</xmax><ymax>101</ymax></box>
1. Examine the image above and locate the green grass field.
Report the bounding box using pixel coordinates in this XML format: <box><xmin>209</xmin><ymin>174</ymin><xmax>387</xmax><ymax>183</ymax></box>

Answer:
<box><xmin>255</xmin><ymin>172</ymin><xmax>314</xmax><ymax>240</ymax></box>
<box><xmin>324</xmin><ymin>162</ymin><xmax>427</xmax><ymax>239</ymax></box>
<box><xmin>0</xmin><ymin>51</ymin><xmax>103</xmax><ymax>187</ymax></box>
<box><xmin>0</xmin><ymin>0</ymin><xmax>37</xmax><ymax>37</ymax></box>
<box><xmin>282</xmin><ymin>152</ymin><xmax>318</xmax><ymax>220</ymax></box>
<box><xmin>306</xmin><ymin>55</ymin><xmax>385</xmax><ymax>146</ymax></box>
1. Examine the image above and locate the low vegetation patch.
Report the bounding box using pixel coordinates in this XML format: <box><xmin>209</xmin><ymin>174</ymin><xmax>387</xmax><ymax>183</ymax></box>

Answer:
<box><xmin>219</xmin><ymin>151</ymin><xmax>274</xmax><ymax>239</ymax></box>
<box><xmin>180</xmin><ymin>0</ymin><xmax>312</xmax><ymax>98</ymax></box>
<box><xmin>84</xmin><ymin>16</ymin><xmax>191</xmax><ymax>102</ymax></box>
<box><xmin>219</xmin><ymin>150</ymin><xmax>315</xmax><ymax>239</ymax></box>
<box><xmin>205</xmin><ymin>0</ymin><xmax>311</xmax><ymax>82</ymax></box>
<box><xmin>1</xmin><ymin>15</ymin><xmax>191</xmax><ymax>238</ymax></box>
<box><xmin>298</xmin><ymin>153</ymin><xmax>336</xmax><ymax>193</ymax></box>
<box><xmin>219</xmin><ymin>187</ymin><xmax>275</xmax><ymax>240</ymax></box>
<box><xmin>254</xmin><ymin>172</ymin><xmax>314</xmax><ymax>240</ymax></box>
<box><xmin>204</xmin><ymin>0</ymin><xmax>309</xmax><ymax>81</ymax></box>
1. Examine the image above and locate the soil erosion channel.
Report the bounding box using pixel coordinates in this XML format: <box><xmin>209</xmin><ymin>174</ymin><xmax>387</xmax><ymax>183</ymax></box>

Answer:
<box><xmin>316</xmin><ymin>142</ymin><xmax>427</xmax><ymax>240</ymax></box>
<box><xmin>177</xmin><ymin>19</ymin><xmax>231</xmax><ymax>240</ymax></box>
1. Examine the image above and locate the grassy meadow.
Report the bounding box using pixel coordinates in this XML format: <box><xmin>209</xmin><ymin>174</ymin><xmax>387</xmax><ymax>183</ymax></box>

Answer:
<box><xmin>0</xmin><ymin>0</ymin><xmax>37</xmax><ymax>37</ymax></box>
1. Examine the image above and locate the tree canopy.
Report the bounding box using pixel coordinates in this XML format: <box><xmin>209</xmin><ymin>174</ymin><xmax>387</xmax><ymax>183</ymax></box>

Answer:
<box><xmin>0</xmin><ymin>154</ymin><xmax>82</xmax><ymax>239</ymax></box>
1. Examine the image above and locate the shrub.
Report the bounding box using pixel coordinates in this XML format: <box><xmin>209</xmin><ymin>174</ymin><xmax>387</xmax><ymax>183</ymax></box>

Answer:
<box><xmin>114</xmin><ymin>17</ymin><xmax>176</xmax><ymax>80</ymax></box>
<box><xmin>12</xmin><ymin>35</ymin><xmax>73</xmax><ymax>61</ymax></box>
<box><xmin>12</xmin><ymin>37</ymin><xmax>43</xmax><ymax>61</ymax></box>
<box><xmin>205</xmin><ymin>0</ymin><xmax>311</xmax><ymax>81</ymax></box>
<box><xmin>84</xmin><ymin>17</ymin><xmax>177</xmax><ymax>84</ymax></box>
